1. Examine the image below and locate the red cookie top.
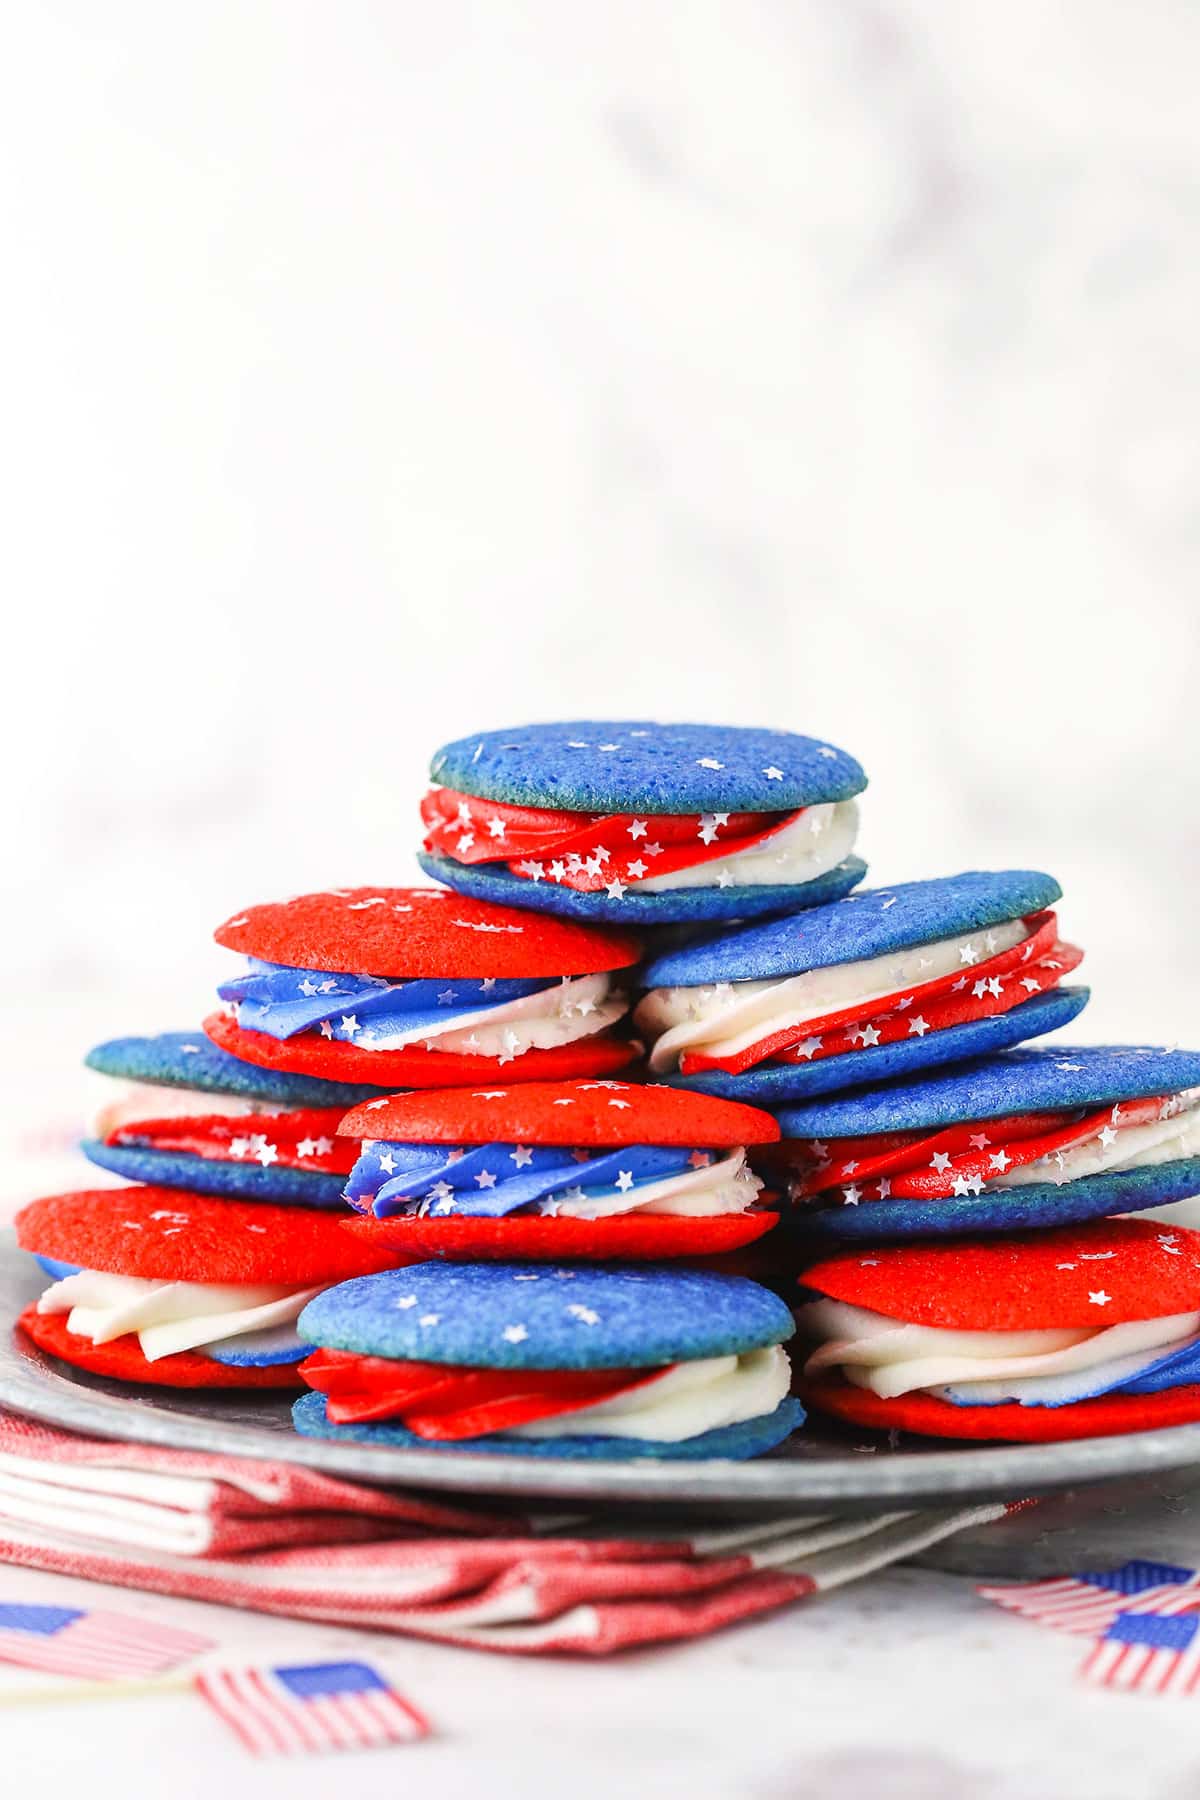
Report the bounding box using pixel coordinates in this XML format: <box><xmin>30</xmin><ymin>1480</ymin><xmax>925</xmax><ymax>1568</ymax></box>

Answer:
<box><xmin>802</xmin><ymin>1219</ymin><xmax>1200</xmax><ymax>1330</ymax></box>
<box><xmin>339</xmin><ymin>1079</ymin><xmax>781</xmax><ymax>1148</ymax></box>
<box><xmin>214</xmin><ymin>887</ymin><xmax>641</xmax><ymax>978</ymax></box>
<box><xmin>16</xmin><ymin>1187</ymin><xmax>400</xmax><ymax>1286</ymax></box>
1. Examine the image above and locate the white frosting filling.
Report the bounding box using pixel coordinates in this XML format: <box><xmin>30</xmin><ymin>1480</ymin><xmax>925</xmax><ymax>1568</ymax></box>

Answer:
<box><xmin>632</xmin><ymin>801</ymin><xmax>859</xmax><ymax>893</ymax></box>
<box><xmin>539</xmin><ymin>1149</ymin><xmax>763</xmax><ymax>1220</ymax></box>
<box><xmin>37</xmin><ymin>1269</ymin><xmax>320</xmax><ymax>1362</ymax></box>
<box><xmin>358</xmin><ymin>973</ymin><xmax>624</xmax><ymax>1058</ymax></box>
<box><xmin>991</xmin><ymin>1093</ymin><xmax>1200</xmax><ymax>1189</ymax></box>
<box><xmin>801</xmin><ymin>1298</ymin><xmax>1200</xmax><ymax>1405</ymax></box>
<box><xmin>1137</xmin><ymin>1197</ymin><xmax>1200</xmax><ymax>1231</ymax></box>
<box><xmin>92</xmin><ymin>1080</ymin><xmax>269</xmax><ymax>1139</ymax></box>
<box><xmin>510</xmin><ymin>1345</ymin><xmax>792</xmax><ymax>1442</ymax></box>
<box><xmin>638</xmin><ymin>918</ymin><xmax>1029</xmax><ymax>1072</ymax></box>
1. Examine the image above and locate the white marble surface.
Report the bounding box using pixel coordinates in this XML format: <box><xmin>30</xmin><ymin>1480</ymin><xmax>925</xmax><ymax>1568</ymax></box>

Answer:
<box><xmin>2</xmin><ymin>5</ymin><xmax>1200</xmax><ymax>1790</ymax></box>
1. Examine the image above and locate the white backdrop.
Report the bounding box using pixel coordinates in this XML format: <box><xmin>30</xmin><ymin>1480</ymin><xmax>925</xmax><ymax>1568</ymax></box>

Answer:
<box><xmin>3</xmin><ymin>2</ymin><xmax>1199</xmax><ymax>1199</ymax></box>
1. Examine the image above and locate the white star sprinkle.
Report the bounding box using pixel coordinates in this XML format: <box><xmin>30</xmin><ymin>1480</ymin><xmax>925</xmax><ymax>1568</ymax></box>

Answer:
<box><xmin>763</xmin><ymin>766</ymin><xmax>784</xmax><ymax>780</ymax></box>
<box><xmin>696</xmin><ymin>757</ymin><xmax>724</xmax><ymax>770</ymax></box>
<box><xmin>1088</xmin><ymin>1291</ymin><xmax>1112</xmax><ymax>1307</ymax></box>
<box><xmin>907</xmin><ymin>1016</ymin><xmax>930</xmax><ymax>1037</ymax></box>
<box><xmin>615</xmin><ymin>1170</ymin><xmax>635</xmax><ymax>1192</ymax></box>
<box><xmin>502</xmin><ymin>1324</ymin><xmax>528</xmax><ymax>1344</ymax></box>
<box><xmin>510</xmin><ymin>1145</ymin><xmax>533</xmax><ymax>1168</ymax></box>
<box><xmin>475</xmin><ymin>1168</ymin><xmax>497</xmax><ymax>1189</ymax></box>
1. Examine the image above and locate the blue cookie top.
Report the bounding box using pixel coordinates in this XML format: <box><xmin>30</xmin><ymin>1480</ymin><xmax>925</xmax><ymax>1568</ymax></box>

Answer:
<box><xmin>420</xmin><ymin>851</ymin><xmax>867</xmax><ymax>925</ymax></box>
<box><xmin>643</xmin><ymin>870</ymin><xmax>1063</xmax><ymax>987</ymax></box>
<box><xmin>298</xmin><ymin>1263</ymin><xmax>795</xmax><ymax>1370</ymax></box>
<box><xmin>667</xmin><ymin>988</ymin><xmax>1091</xmax><ymax>1104</ymax></box>
<box><xmin>776</xmin><ymin>1043</ymin><xmax>1200</xmax><ymax>1139</ymax></box>
<box><xmin>85</xmin><ymin>1031</ymin><xmax>379</xmax><ymax>1109</ymax></box>
<box><xmin>429</xmin><ymin>722</ymin><xmax>866</xmax><ymax>814</ymax></box>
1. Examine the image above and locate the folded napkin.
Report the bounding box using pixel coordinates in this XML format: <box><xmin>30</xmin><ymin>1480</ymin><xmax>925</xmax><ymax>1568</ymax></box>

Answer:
<box><xmin>0</xmin><ymin>1411</ymin><xmax>1023</xmax><ymax>1655</ymax></box>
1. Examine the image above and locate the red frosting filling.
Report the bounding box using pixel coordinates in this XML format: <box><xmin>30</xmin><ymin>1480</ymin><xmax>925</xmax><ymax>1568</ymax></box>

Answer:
<box><xmin>300</xmin><ymin>1347</ymin><xmax>663</xmax><ymax>1439</ymax></box>
<box><xmin>770</xmin><ymin>1093</ymin><xmax>1175</xmax><ymax>1205</ymax></box>
<box><xmin>421</xmin><ymin>786</ymin><xmax>806</xmax><ymax>892</ymax></box>
<box><xmin>108</xmin><ymin>1108</ymin><xmax>357</xmax><ymax>1175</ymax></box>
<box><xmin>679</xmin><ymin>910</ymin><xmax>1082</xmax><ymax>1076</ymax></box>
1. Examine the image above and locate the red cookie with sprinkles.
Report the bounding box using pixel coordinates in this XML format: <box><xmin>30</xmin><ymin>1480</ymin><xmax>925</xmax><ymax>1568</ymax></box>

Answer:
<box><xmin>797</xmin><ymin>1218</ymin><xmax>1200</xmax><ymax>1441</ymax></box>
<box><xmin>339</xmin><ymin>1078</ymin><xmax>783</xmax><ymax>1261</ymax></box>
<box><xmin>16</xmin><ymin>1186</ymin><xmax>402</xmax><ymax>1389</ymax></box>
<box><xmin>207</xmin><ymin>886</ymin><xmax>642</xmax><ymax>1090</ymax></box>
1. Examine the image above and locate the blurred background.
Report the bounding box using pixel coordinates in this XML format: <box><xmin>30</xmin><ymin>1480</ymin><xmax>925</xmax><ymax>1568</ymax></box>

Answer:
<box><xmin>3</xmin><ymin>2</ymin><xmax>1198</xmax><ymax>1207</ymax></box>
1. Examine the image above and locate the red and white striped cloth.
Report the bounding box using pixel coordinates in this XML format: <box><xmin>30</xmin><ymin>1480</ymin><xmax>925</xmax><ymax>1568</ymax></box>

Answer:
<box><xmin>0</xmin><ymin>1410</ymin><xmax>1025</xmax><ymax>1655</ymax></box>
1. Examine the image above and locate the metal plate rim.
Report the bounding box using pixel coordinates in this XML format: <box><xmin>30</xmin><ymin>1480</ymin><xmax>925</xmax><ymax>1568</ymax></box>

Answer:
<box><xmin>6</xmin><ymin>1235</ymin><xmax>1200</xmax><ymax>1514</ymax></box>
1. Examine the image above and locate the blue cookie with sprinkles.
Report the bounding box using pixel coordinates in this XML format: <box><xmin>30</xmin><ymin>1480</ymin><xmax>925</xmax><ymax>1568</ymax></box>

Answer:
<box><xmin>205</xmin><ymin>887</ymin><xmax>642</xmax><ymax>1091</ymax></box>
<box><xmin>768</xmin><ymin>1043</ymin><xmax>1200</xmax><ymax>1241</ymax></box>
<box><xmin>338</xmin><ymin>1078</ymin><xmax>781</xmax><ymax>1262</ymax></box>
<box><xmin>83</xmin><ymin>1031</ymin><xmax>378</xmax><ymax>1207</ymax></box>
<box><xmin>418</xmin><ymin>720</ymin><xmax>867</xmax><ymax>923</ymax></box>
<box><xmin>292</xmin><ymin>1262</ymin><xmax>803</xmax><ymax>1460</ymax></box>
<box><xmin>636</xmin><ymin>870</ymin><xmax>1088</xmax><ymax>1103</ymax></box>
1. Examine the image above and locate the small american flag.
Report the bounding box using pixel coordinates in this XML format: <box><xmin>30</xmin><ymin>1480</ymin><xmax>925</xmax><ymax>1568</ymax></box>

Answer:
<box><xmin>979</xmin><ymin>1561</ymin><xmax>1200</xmax><ymax>1636</ymax></box>
<box><xmin>1081</xmin><ymin>1611</ymin><xmax>1200</xmax><ymax>1695</ymax></box>
<box><xmin>196</xmin><ymin>1660</ymin><xmax>430</xmax><ymax>1756</ymax></box>
<box><xmin>0</xmin><ymin>1603</ymin><xmax>211</xmax><ymax>1678</ymax></box>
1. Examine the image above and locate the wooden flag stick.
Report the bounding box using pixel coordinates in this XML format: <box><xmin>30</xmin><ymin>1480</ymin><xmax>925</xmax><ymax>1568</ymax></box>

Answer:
<box><xmin>0</xmin><ymin>1670</ymin><xmax>196</xmax><ymax>1709</ymax></box>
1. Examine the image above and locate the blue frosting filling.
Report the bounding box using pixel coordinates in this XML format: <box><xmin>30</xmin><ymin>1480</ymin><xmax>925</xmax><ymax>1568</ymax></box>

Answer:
<box><xmin>943</xmin><ymin>1334</ymin><xmax>1200</xmax><ymax>1410</ymax></box>
<box><xmin>217</xmin><ymin>959</ymin><xmax>554</xmax><ymax>1046</ymax></box>
<box><xmin>33</xmin><ymin>1256</ymin><xmax>80</xmax><ymax>1281</ymax></box>
<box><xmin>202</xmin><ymin>1325</ymin><xmax>310</xmax><ymax>1368</ymax></box>
<box><xmin>345</xmin><ymin>1139</ymin><xmax>712</xmax><ymax>1220</ymax></box>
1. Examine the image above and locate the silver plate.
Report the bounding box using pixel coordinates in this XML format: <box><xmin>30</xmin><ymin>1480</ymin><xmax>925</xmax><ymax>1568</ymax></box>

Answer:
<box><xmin>5</xmin><ymin>1235</ymin><xmax>1200</xmax><ymax>1516</ymax></box>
